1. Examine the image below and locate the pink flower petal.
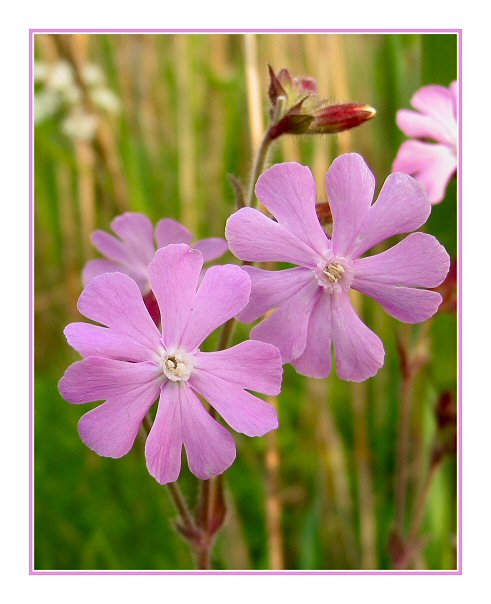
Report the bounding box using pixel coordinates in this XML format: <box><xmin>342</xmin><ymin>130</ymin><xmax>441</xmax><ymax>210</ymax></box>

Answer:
<box><xmin>77</xmin><ymin>273</ymin><xmax>163</xmax><ymax>362</ymax></box>
<box><xmin>351</xmin><ymin>283</ymin><xmax>443</xmax><ymax>323</ymax></box>
<box><xmin>331</xmin><ymin>293</ymin><xmax>385</xmax><ymax>382</ymax></box>
<box><xmin>64</xmin><ymin>322</ymin><xmax>158</xmax><ymax>362</ymax></box>
<box><xmin>59</xmin><ymin>357</ymin><xmax>162</xmax><ymax>458</ymax></box>
<box><xmin>82</xmin><ymin>259</ymin><xmax>121</xmax><ymax>287</ymax></box>
<box><xmin>326</xmin><ymin>153</ymin><xmax>376</xmax><ymax>257</ymax></box>
<box><xmin>251</xmin><ymin>278</ymin><xmax>319</xmax><ymax>363</ymax></box>
<box><xmin>353</xmin><ymin>233</ymin><xmax>450</xmax><ymax>288</ymax></box>
<box><xmin>91</xmin><ymin>230</ymin><xmax>130</xmax><ymax>264</ymax></box>
<box><xmin>58</xmin><ymin>356</ymin><xmax>162</xmax><ymax>403</ymax></box>
<box><xmin>255</xmin><ymin>162</ymin><xmax>330</xmax><ymax>257</ymax></box>
<box><xmin>147</xmin><ymin>245</ymin><xmax>203</xmax><ymax>350</ymax></box>
<box><xmin>226</xmin><ymin>207</ymin><xmax>320</xmax><ymax>268</ymax></box>
<box><xmin>352</xmin><ymin>232</ymin><xmax>449</xmax><ymax>323</ymax></box>
<box><xmin>190</xmin><ymin>371</ymin><xmax>278</xmax><ymax>437</ymax></box>
<box><xmin>154</xmin><ymin>218</ymin><xmax>193</xmax><ymax>248</ymax></box>
<box><xmin>393</xmin><ymin>140</ymin><xmax>456</xmax><ymax>204</ymax></box>
<box><xmin>111</xmin><ymin>213</ymin><xmax>155</xmax><ymax>268</ymax></box>
<box><xmin>88</xmin><ymin>235</ymin><xmax>149</xmax><ymax>293</ymax></box>
<box><xmin>145</xmin><ymin>382</ymin><xmax>183</xmax><ymax>485</ymax></box>
<box><xmin>179</xmin><ymin>264</ymin><xmax>251</xmax><ymax>352</ymax></box>
<box><xmin>396</xmin><ymin>108</ymin><xmax>454</xmax><ymax>146</ymax></box>
<box><xmin>450</xmin><ymin>81</ymin><xmax>458</xmax><ymax>115</ymax></box>
<box><xmin>237</xmin><ymin>266</ymin><xmax>314</xmax><ymax>323</ymax></box>
<box><xmin>83</xmin><ymin>259</ymin><xmax>148</xmax><ymax>295</ymax></box>
<box><xmin>411</xmin><ymin>84</ymin><xmax>456</xmax><ymax>127</ymax></box>
<box><xmin>348</xmin><ymin>173</ymin><xmax>431</xmax><ymax>259</ymax></box>
<box><xmin>193</xmin><ymin>238</ymin><xmax>229</xmax><ymax>263</ymax></box>
<box><xmin>291</xmin><ymin>290</ymin><xmax>332</xmax><ymax>378</ymax></box>
<box><xmin>193</xmin><ymin>340</ymin><xmax>283</xmax><ymax>395</ymax></box>
<box><xmin>180</xmin><ymin>384</ymin><xmax>236</xmax><ymax>480</ymax></box>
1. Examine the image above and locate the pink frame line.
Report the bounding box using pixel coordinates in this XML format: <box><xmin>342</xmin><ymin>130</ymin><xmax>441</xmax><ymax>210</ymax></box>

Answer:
<box><xmin>29</xmin><ymin>28</ymin><xmax>462</xmax><ymax>576</ymax></box>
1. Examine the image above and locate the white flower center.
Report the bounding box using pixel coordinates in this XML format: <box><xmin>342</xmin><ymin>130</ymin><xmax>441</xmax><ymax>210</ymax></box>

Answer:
<box><xmin>315</xmin><ymin>256</ymin><xmax>353</xmax><ymax>293</ymax></box>
<box><xmin>161</xmin><ymin>352</ymin><xmax>193</xmax><ymax>382</ymax></box>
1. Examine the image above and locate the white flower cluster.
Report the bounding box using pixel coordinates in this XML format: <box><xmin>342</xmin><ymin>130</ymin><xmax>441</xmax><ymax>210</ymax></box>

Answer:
<box><xmin>34</xmin><ymin>60</ymin><xmax>121</xmax><ymax>142</ymax></box>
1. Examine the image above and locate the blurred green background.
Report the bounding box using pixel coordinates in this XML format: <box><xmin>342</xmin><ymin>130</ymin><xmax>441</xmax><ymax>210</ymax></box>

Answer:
<box><xmin>34</xmin><ymin>32</ymin><xmax>458</xmax><ymax>570</ymax></box>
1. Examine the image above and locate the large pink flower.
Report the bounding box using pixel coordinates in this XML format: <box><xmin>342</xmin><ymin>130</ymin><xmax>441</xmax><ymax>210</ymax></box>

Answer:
<box><xmin>226</xmin><ymin>154</ymin><xmax>450</xmax><ymax>381</ymax></box>
<box><xmin>393</xmin><ymin>82</ymin><xmax>458</xmax><ymax>204</ymax></box>
<box><xmin>59</xmin><ymin>244</ymin><xmax>282</xmax><ymax>484</ymax></box>
<box><xmin>83</xmin><ymin>212</ymin><xmax>228</xmax><ymax>294</ymax></box>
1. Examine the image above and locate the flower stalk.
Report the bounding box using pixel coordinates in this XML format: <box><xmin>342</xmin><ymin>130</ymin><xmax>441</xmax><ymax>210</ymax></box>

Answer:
<box><xmin>192</xmin><ymin>101</ymin><xmax>281</xmax><ymax>569</ymax></box>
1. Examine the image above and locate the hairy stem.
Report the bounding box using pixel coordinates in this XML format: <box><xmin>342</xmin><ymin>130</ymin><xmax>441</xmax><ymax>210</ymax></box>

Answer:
<box><xmin>166</xmin><ymin>482</ymin><xmax>197</xmax><ymax>533</ymax></box>
<box><xmin>141</xmin><ymin>417</ymin><xmax>199</xmax><ymax>544</ymax></box>
<box><xmin>245</xmin><ymin>130</ymin><xmax>273</xmax><ymax>208</ymax></box>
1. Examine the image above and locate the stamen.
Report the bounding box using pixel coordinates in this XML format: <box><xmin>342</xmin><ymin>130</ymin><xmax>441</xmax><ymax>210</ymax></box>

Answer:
<box><xmin>323</xmin><ymin>262</ymin><xmax>345</xmax><ymax>283</ymax></box>
<box><xmin>162</xmin><ymin>352</ymin><xmax>193</xmax><ymax>382</ymax></box>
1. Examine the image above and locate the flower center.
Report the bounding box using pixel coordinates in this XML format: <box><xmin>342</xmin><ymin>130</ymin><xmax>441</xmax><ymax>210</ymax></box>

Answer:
<box><xmin>315</xmin><ymin>256</ymin><xmax>353</xmax><ymax>293</ymax></box>
<box><xmin>161</xmin><ymin>352</ymin><xmax>193</xmax><ymax>382</ymax></box>
<box><xmin>323</xmin><ymin>262</ymin><xmax>345</xmax><ymax>283</ymax></box>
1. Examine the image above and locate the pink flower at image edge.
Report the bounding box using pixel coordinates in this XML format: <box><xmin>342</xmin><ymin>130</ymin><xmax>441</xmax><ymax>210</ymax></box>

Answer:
<box><xmin>226</xmin><ymin>154</ymin><xmax>450</xmax><ymax>381</ymax></box>
<box><xmin>393</xmin><ymin>82</ymin><xmax>458</xmax><ymax>204</ymax></box>
<box><xmin>59</xmin><ymin>245</ymin><xmax>282</xmax><ymax>484</ymax></box>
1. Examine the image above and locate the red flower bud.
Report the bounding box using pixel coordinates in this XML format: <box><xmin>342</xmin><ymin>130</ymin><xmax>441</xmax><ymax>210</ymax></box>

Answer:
<box><xmin>267</xmin><ymin>67</ymin><xmax>376</xmax><ymax>138</ymax></box>
<box><xmin>268</xmin><ymin>112</ymin><xmax>314</xmax><ymax>139</ymax></box>
<box><xmin>310</xmin><ymin>103</ymin><xmax>376</xmax><ymax>134</ymax></box>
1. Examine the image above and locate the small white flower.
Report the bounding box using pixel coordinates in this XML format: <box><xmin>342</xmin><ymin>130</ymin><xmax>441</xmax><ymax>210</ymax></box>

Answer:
<box><xmin>34</xmin><ymin>90</ymin><xmax>61</xmax><ymax>124</ymax></box>
<box><xmin>83</xmin><ymin>64</ymin><xmax>105</xmax><ymax>87</ymax></box>
<box><xmin>62</xmin><ymin>108</ymin><xmax>98</xmax><ymax>142</ymax></box>
<box><xmin>91</xmin><ymin>88</ymin><xmax>121</xmax><ymax>114</ymax></box>
<box><xmin>47</xmin><ymin>61</ymin><xmax>75</xmax><ymax>92</ymax></box>
<box><xmin>34</xmin><ymin>61</ymin><xmax>48</xmax><ymax>83</ymax></box>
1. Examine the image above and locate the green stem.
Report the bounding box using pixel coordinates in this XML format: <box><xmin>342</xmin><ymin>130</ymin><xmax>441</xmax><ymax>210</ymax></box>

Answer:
<box><xmin>245</xmin><ymin>129</ymin><xmax>273</xmax><ymax>208</ymax></box>
<box><xmin>407</xmin><ymin>459</ymin><xmax>442</xmax><ymax>545</ymax></box>
<box><xmin>395</xmin><ymin>364</ymin><xmax>414</xmax><ymax>533</ymax></box>
<box><xmin>393</xmin><ymin>459</ymin><xmax>443</xmax><ymax>570</ymax></box>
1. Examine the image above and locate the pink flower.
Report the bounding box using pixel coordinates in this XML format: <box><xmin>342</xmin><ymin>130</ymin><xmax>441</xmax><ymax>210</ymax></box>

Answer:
<box><xmin>393</xmin><ymin>82</ymin><xmax>458</xmax><ymax>204</ymax></box>
<box><xmin>83</xmin><ymin>212</ymin><xmax>229</xmax><ymax>294</ymax></box>
<box><xmin>226</xmin><ymin>154</ymin><xmax>450</xmax><ymax>382</ymax></box>
<box><xmin>59</xmin><ymin>244</ymin><xmax>282</xmax><ymax>484</ymax></box>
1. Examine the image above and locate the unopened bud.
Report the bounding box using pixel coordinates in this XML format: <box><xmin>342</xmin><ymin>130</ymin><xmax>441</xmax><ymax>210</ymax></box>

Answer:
<box><xmin>315</xmin><ymin>202</ymin><xmax>333</xmax><ymax>226</ymax></box>
<box><xmin>268</xmin><ymin>65</ymin><xmax>288</xmax><ymax>107</ymax></box>
<box><xmin>310</xmin><ymin>103</ymin><xmax>376</xmax><ymax>134</ymax></box>
<box><xmin>143</xmin><ymin>290</ymin><xmax>161</xmax><ymax>327</ymax></box>
<box><xmin>268</xmin><ymin>111</ymin><xmax>314</xmax><ymax>139</ymax></box>
<box><xmin>267</xmin><ymin>67</ymin><xmax>376</xmax><ymax>139</ymax></box>
<box><xmin>268</xmin><ymin>65</ymin><xmax>318</xmax><ymax>108</ymax></box>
